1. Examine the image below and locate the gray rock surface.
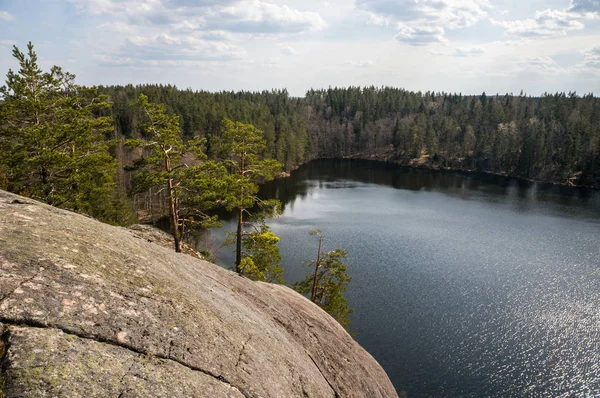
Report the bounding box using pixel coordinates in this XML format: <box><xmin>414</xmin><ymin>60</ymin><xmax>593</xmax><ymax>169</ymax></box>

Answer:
<box><xmin>0</xmin><ymin>190</ymin><xmax>398</xmax><ymax>397</ymax></box>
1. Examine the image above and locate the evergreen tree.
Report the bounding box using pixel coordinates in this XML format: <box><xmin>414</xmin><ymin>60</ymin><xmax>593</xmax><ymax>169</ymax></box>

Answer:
<box><xmin>99</xmin><ymin>83</ymin><xmax>600</xmax><ymax>189</ymax></box>
<box><xmin>0</xmin><ymin>42</ymin><xmax>133</xmax><ymax>225</ymax></box>
<box><xmin>126</xmin><ymin>94</ymin><xmax>224</xmax><ymax>252</ymax></box>
<box><xmin>293</xmin><ymin>230</ymin><xmax>353</xmax><ymax>329</ymax></box>
<box><xmin>231</xmin><ymin>221</ymin><xmax>284</xmax><ymax>283</ymax></box>
<box><xmin>214</xmin><ymin>119</ymin><xmax>283</xmax><ymax>273</ymax></box>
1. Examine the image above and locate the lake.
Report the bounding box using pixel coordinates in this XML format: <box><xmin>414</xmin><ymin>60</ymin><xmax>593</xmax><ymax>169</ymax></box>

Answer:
<box><xmin>213</xmin><ymin>159</ymin><xmax>600</xmax><ymax>397</ymax></box>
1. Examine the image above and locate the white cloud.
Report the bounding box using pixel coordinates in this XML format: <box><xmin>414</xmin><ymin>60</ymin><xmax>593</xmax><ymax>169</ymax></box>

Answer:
<box><xmin>431</xmin><ymin>47</ymin><xmax>485</xmax><ymax>56</ymax></box>
<box><xmin>345</xmin><ymin>60</ymin><xmax>374</xmax><ymax>67</ymax></box>
<box><xmin>492</xmin><ymin>9</ymin><xmax>585</xmax><ymax>37</ymax></box>
<box><xmin>98</xmin><ymin>21</ymin><xmax>137</xmax><ymax>34</ymax></box>
<box><xmin>264</xmin><ymin>56</ymin><xmax>280</xmax><ymax>68</ymax></box>
<box><xmin>357</xmin><ymin>0</ymin><xmax>490</xmax><ymax>46</ymax></box>
<box><xmin>72</xmin><ymin>0</ymin><xmax>324</xmax><ymax>34</ymax></box>
<box><xmin>583</xmin><ymin>46</ymin><xmax>600</xmax><ymax>68</ymax></box>
<box><xmin>518</xmin><ymin>56</ymin><xmax>558</xmax><ymax>71</ymax></box>
<box><xmin>68</xmin><ymin>0</ymin><xmax>324</xmax><ymax>66</ymax></box>
<box><xmin>206</xmin><ymin>0</ymin><xmax>325</xmax><ymax>33</ymax></box>
<box><xmin>280</xmin><ymin>45</ymin><xmax>299</xmax><ymax>55</ymax></box>
<box><xmin>492</xmin><ymin>0</ymin><xmax>599</xmax><ymax>40</ymax></box>
<box><xmin>513</xmin><ymin>52</ymin><xmax>600</xmax><ymax>78</ymax></box>
<box><xmin>358</xmin><ymin>0</ymin><xmax>490</xmax><ymax>29</ymax></box>
<box><xmin>109</xmin><ymin>33</ymin><xmax>247</xmax><ymax>64</ymax></box>
<box><xmin>568</xmin><ymin>0</ymin><xmax>600</xmax><ymax>15</ymax></box>
<box><xmin>0</xmin><ymin>39</ymin><xmax>15</xmax><ymax>48</ymax></box>
<box><xmin>0</xmin><ymin>10</ymin><xmax>15</xmax><ymax>21</ymax></box>
<box><xmin>199</xmin><ymin>31</ymin><xmax>235</xmax><ymax>41</ymax></box>
<box><xmin>395</xmin><ymin>26</ymin><xmax>446</xmax><ymax>46</ymax></box>
<box><xmin>453</xmin><ymin>47</ymin><xmax>485</xmax><ymax>57</ymax></box>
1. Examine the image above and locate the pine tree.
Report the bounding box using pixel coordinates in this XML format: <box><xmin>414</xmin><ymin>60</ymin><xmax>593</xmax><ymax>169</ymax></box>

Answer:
<box><xmin>231</xmin><ymin>222</ymin><xmax>284</xmax><ymax>283</ymax></box>
<box><xmin>0</xmin><ymin>42</ymin><xmax>133</xmax><ymax>224</ymax></box>
<box><xmin>293</xmin><ymin>230</ymin><xmax>353</xmax><ymax>329</ymax></box>
<box><xmin>126</xmin><ymin>94</ymin><xmax>225</xmax><ymax>252</ymax></box>
<box><xmin>214</xmin><ymin>119</ymin><xmax>283</xmax><ymax>273</ymax></box>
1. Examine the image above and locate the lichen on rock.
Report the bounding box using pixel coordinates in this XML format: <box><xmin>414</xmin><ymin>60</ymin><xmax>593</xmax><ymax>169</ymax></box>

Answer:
<box><xmin>0</xmin><ymin>190</ymin><xmax>397</xmax><ymax>397</ymax></box>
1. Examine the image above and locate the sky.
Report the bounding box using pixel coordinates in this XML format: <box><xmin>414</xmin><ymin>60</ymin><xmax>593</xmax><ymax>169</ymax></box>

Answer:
<box><xmin>0</xmin><ymin>0</ymin><xmax>599</xmax><ymax>97</ymax></box>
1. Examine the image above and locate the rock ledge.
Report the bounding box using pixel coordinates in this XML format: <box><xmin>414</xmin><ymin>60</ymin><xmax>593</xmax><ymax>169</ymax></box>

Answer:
<box><xmin>0</xmin><ymin>190</ymin><xmax>397</xmax><ymax>397</ymax></box>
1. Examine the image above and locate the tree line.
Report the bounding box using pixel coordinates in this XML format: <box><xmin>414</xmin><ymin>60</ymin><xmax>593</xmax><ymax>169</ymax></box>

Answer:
<box><xmin>99</xmin><ymin>84</ymin><xmax>600</xmax><ymax>188</ymax></box>
<box><xmin>305</xmin><ymin>87</ymin><xmax>600</xmax><ymax>187</ymax></box>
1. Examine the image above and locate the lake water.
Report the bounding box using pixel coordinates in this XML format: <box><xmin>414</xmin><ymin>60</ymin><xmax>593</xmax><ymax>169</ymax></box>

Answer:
<box><xmin>213</xmin><ymin>159</ymin><xmax>600</xmax><ymax>397</ymax></box>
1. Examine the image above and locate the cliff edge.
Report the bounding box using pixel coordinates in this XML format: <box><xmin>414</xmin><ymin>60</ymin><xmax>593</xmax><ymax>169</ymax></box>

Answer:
<box><xmin>0</xmin><ymin>190</ymin><xmax>397</xmax><ymax>397</ymax></box>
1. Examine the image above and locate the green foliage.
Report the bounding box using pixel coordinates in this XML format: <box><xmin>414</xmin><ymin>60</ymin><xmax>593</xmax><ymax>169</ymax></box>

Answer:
<box><xmin>100</xmin><ymin>84</ymin><xmax>599</xmax><ymax>187</ymax></box>
<box><xmin>214</xmin><ymin>119</ymin><xmax>283</xmax><ymax>272</ymax></box>
<box><xmin>293</xmin><ymin>230</ymin><xmax>353</xmax><ymax>329</ymax></box>
<box><xmin>0</xmin><ymin>42</ymin><xmax>134</xmax><ymax>225</ymax></box>
<box><xmin>127</xmin><ymin>94</ymin><xmax>227</xmax><ymax>251</ymax></box>
<box><xmin>305</xmin><ymin>87</ymin><xmax>600</xmax><ymax>186</ymax></box>
<box><xmin>235</xmin><ymin>222</ymin><xmax>284</xmax><ymax>283</ymax></box>
<box><xmin>123</xmin><ymin>99</ymin><xmax>284</xmax><ymax>260</ymax></box>
<box><xmin>96</xmin><ymin>84</ymin><xmax>309</xmax><ymax>170</ymax></box>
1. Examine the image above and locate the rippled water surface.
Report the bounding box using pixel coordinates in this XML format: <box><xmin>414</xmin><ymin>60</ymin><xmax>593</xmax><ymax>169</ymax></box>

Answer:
<box><xmin>215</xmin><ymin>159</ymin><xmax>600</xmax><ymax>397</ymax></box>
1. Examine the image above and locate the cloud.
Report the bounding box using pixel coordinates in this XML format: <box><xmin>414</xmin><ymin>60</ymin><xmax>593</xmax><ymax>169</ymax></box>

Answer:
<box><xmin>280</xmin><ymin>45</ymin><xmax>299</xmax><ymax>56</ymax></box>
<box><xmin>357</xmin><ymin>0</ymin><xmax>489</xmax><ymax>46</ymax></box>
<box><xmin>431</xmin><ymin>47</ymin><xmax>485</xmax><ymax>56</ymax></box>
<box><xmin>264</xmin><ymin>56</ymin><xmax>280</xmax><ymax>68</ymax></box>
<box><xmin>69</xmin><ymin>0</ymin><xmax>324</xmax><ymax>66</ymax></box>
<box><xmin>0</xmin><ymin>39</ymin><xmax>15</xmax><ymax>48</ymax></box>
<box><xmin>492</xmin><ymin>9</ymin><xmax>585</xmax><ymax>37</ymax></box>
<box><xmin>205</xmin><ymin>0</ymin><xmax>325</xmax><ymax>33</ymax></box>
<box><xmin>107</xmin><ymin>33</ymin><xmax>247</xmax><ymax>65</ymax></box>
<box><xmin>568</xmin><ymin>0</ymin><xmax>600</xmax><ymax>15</ymax></box>
<box><xmin>71</xmin><ymin>0</ymin><xmax>324</xmax><ymax>34</ymax></box>
<box><xmin>345</xmin><ymin>60</ymin><xmax>374</xmax><ymax>67</ymax></box>
<box><xmin>518</xmin><ymin>56</ymin><xmax>559</xmax><ymax>71</ymax></box>
<box><xmin>357</xmin><ymin>0</ymin><xmax>490</xmax><ymax>29</ymax></box>
<box><xmin>583</xmin><ymin>46</ymin><xmax>600</xmax><ymax>68</ymax></box>
<box><xmin>98</xmin><ymin>21</ymin><xmax>137</xmax><ymax>34</ymax></box>
<box><xmin>453</xmin><ymin>47</ymin><xmax>485</xmax><ymax>56</ymax></box>
<box><xmin>199</xmin><ymin>31</ymin><xmax>235</xmax><ymax>41</ymax></box>
<box><xmin>395</xmin><ymin>26</ymin><xmax>446</xmax><ymax>46</ymax></box>
<box><xmin>0</xmin><ymin>10</ymin><xmax>14</xmax><ymax>21</ymax></box>
<box><xmin>492</xmin><ymin>0</ymin><xmax>598</xmax><ymax>40</ymax></box>
<box><xmin>511</xmin><ymin>52</ymin><xmax>600</xmax><ymax>79</ymax></box>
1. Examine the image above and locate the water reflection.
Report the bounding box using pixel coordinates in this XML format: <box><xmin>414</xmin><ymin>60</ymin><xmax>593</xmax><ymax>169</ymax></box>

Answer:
<box><xmin>216</xmin><ymin>159</ymin><xmax>600</xmax><ymax>397</ymax></box>
<box><xmin>259</xmin><ymin>159</ymin><xmax>600</xmax><ymax>222</ymax></box>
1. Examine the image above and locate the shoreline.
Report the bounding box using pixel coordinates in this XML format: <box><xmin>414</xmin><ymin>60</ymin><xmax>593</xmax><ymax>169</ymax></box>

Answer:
<box><xmin>293</xmin><ymin>155</ymin><xmax>600</xmax><ymax>191</ymax></box>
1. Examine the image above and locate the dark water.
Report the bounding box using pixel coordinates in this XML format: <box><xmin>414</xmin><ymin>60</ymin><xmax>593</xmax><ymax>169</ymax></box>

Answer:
<box><xmin>214</xmin><ymin>159</ymin><xmax>600</xmax><ymax>397</ymax></box>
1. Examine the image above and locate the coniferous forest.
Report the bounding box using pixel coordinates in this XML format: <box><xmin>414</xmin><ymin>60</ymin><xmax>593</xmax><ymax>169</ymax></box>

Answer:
<box><xmin>99</xmin><ymin>84</ymin><xmax>600</xmax><ymax>190</ymax></box>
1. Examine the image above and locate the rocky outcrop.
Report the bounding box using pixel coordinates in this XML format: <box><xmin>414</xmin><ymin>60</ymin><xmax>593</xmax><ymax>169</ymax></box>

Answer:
<box><xmin>0</xmin><ymin>190</ymin><xmax>397</xmax><ymax>397</ymax></box>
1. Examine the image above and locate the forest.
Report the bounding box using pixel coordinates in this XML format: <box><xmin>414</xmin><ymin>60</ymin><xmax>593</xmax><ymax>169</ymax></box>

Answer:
<box><xmin>98</xmin><ymin>84</ymin><xmax>600</xmax><ymax>190</ymax></box>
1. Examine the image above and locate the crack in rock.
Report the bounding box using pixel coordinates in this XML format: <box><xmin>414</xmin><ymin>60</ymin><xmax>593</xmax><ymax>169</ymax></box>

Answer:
<box><xmin>0</xmin><ymin>317</ymin><xmax>251</xmax><ymax>398</ymax></box>
<box><xmin>0</xmin><ymin>324</ymin><xmax>11</xmax><ymax>397</ymax></box>
<box><xmin>0</xmin><ymin>267</ymin><xmax>42</xmax><ymax>305</ymax></box>
<box><xmin>306</xmin><ymin>352</ymin><xmax>340</xmax><ymax>398</ymax></box>
<box><xmin>271</xmin><ymin>315</ymin><xmax>340</xmax><ymax>398</ymax></box>
<box><xmin>117</xmin><ymin>359</ymin><xmax>136</xmax><ymax>398</ymax></box>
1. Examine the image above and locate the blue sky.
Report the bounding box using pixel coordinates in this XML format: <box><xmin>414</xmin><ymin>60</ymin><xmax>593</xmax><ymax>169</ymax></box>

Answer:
<box><xmin>0</xmin><ymin>0</ymin><xmax>598</xmax><ymax>96</ymax></box>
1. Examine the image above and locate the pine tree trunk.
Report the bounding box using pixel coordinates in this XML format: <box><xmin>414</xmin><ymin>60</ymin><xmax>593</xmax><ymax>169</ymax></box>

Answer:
<box><xmin>165</xmin><ymin>156</ymin><xmax>181</xmax><ymax>253</ymax></box>
<box><xmin>311</xmin><ymin>236</ymin><xmax>323</xmax><ymax>301</ymax></box>
<box><xmin>235</xmin><ymin>207</ymin><xmax>243</xmax><ymax>273</ymax></box>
